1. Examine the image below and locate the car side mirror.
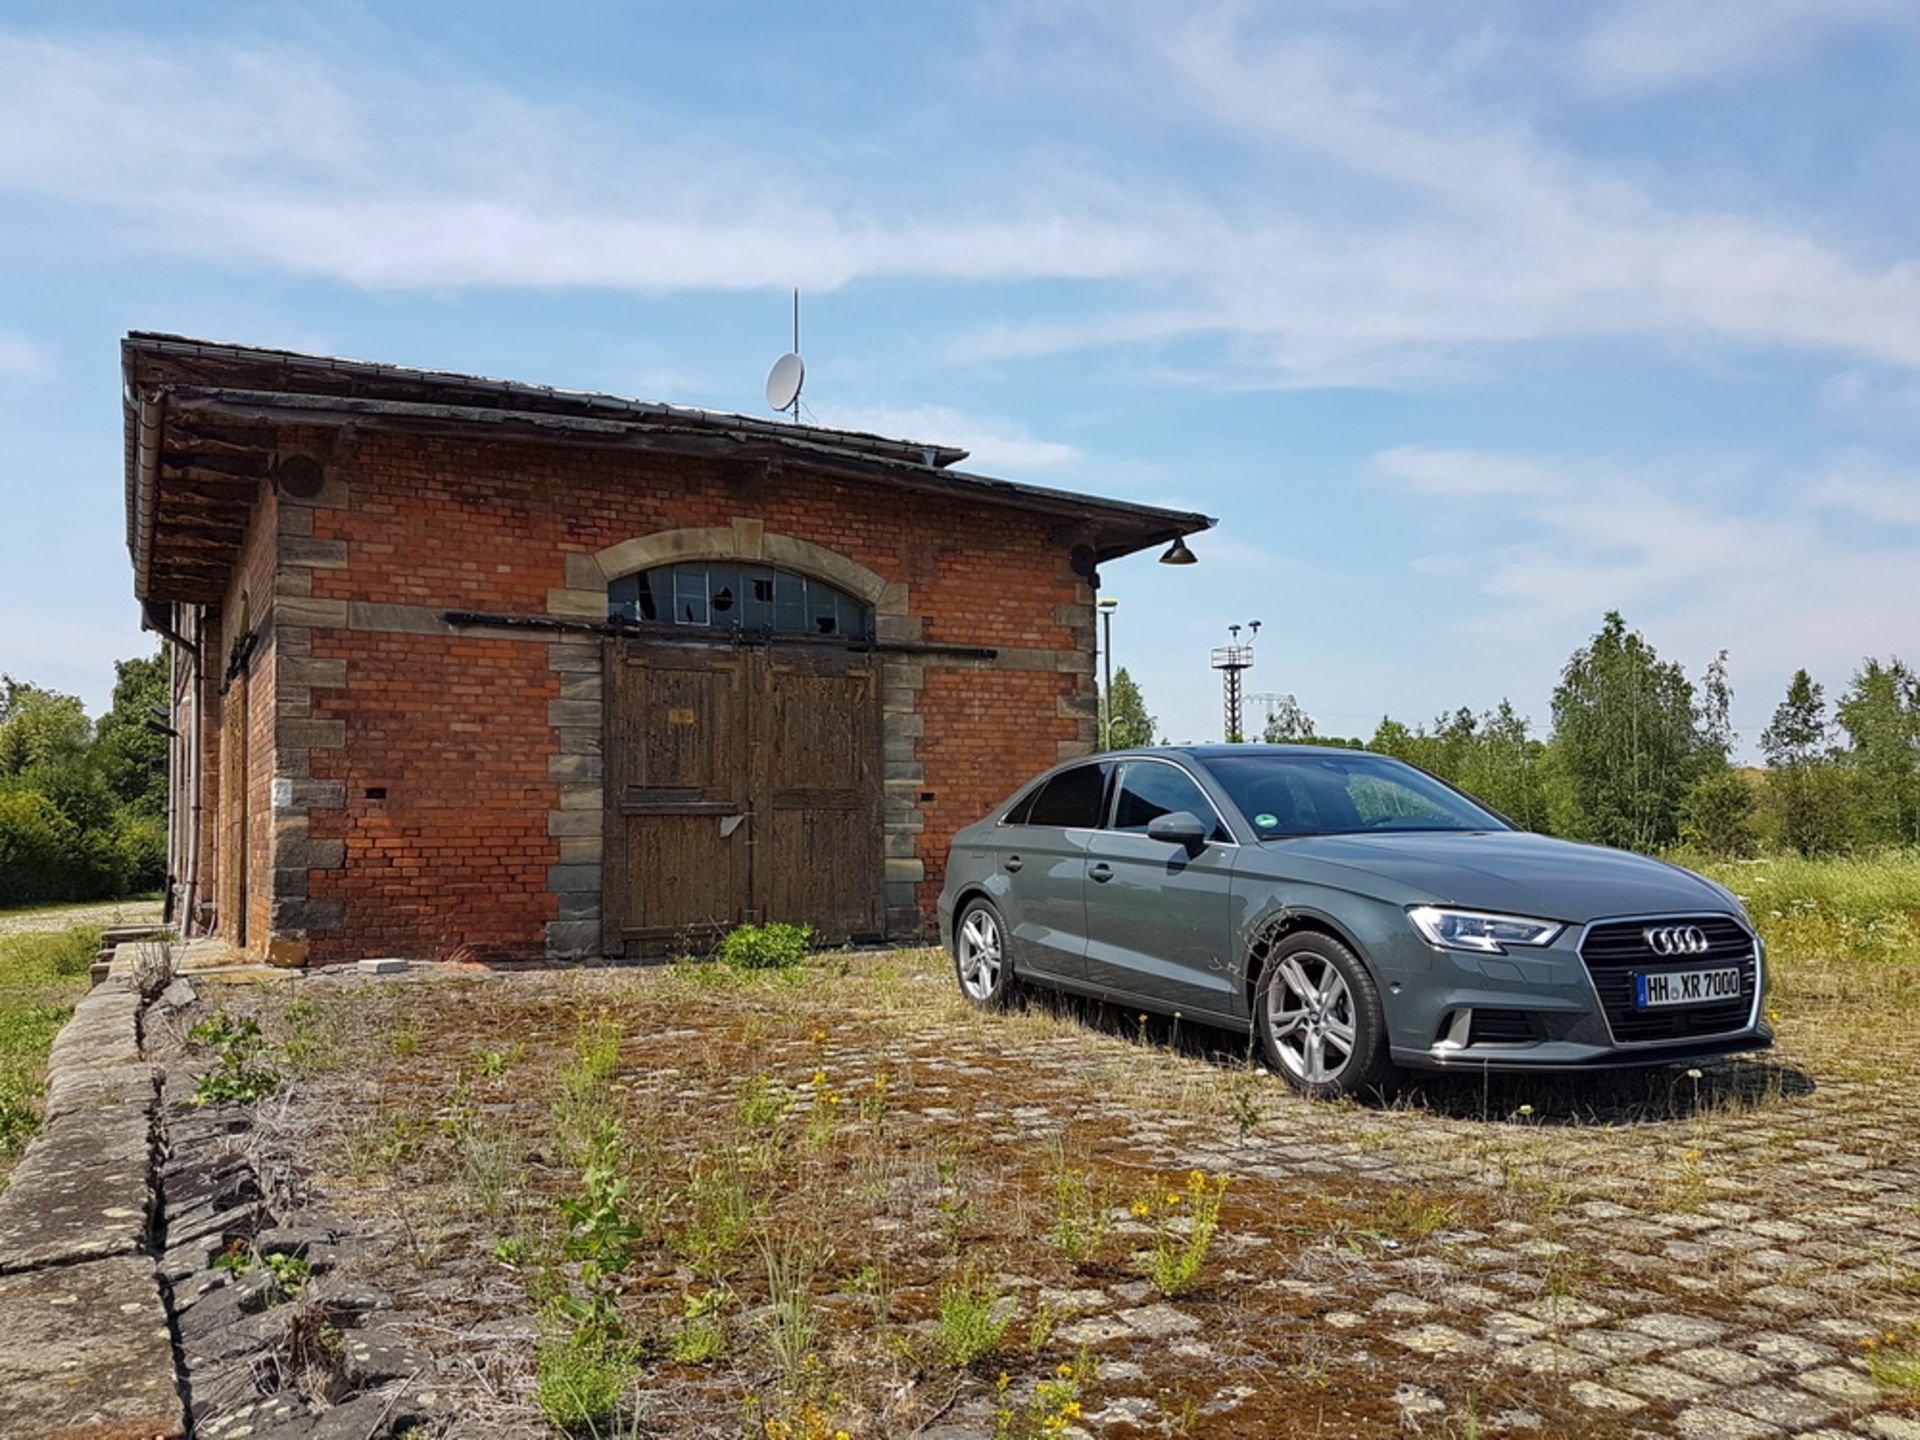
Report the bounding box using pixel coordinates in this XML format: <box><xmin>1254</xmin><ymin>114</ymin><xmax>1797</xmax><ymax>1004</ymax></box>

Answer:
<box><xmin>1146</xmin><ymin>810</ymin><xmax>1209</xmax><ymax>851</ymax></box>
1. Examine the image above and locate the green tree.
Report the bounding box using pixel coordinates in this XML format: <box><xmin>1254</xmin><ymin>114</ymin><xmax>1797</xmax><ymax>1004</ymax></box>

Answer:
<box><xmin>0</xmin><ymin>679</ymin><xmax>91</xmax><ymax>776</ymax></box>
<box><xmin>1759</xmin><ymin>669</ymin><xmax>1854</xmax><ymax>856</ymax></box>
<box><xmin>94</xmin><ymin>651</ymin><xmax>170</xmax><ymax>817</ymax></box>
<box><xmin>1104</xmin><ymin>668</ymin><xmax>1156</xmax><ymax>750</ymax></box>
<box><xmin>1835</xmin><ymin>657</ymin><xmax>1920</xmax><ymax>844</ymax></box>
<box><xmin>1452</xmin><ymin>700</ymin><xmax>1551</xmax><ymax>831</ymax></box>
<box><xmin>1259</xmin><ymin>695</ymin><xmax>1316</xmax><ymax>743</ymax></box>
<box><xmin>1548</xmin><ymin>612</ymin><xmax>1720</xmax><ymax>853</ymax></box>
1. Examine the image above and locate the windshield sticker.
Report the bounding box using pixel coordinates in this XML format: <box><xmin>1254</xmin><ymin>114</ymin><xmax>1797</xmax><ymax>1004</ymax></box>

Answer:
<box><xmin>1253</xmin><ymin>812</ymin><xmax>1279</xmax><ymax>827</ymax></box>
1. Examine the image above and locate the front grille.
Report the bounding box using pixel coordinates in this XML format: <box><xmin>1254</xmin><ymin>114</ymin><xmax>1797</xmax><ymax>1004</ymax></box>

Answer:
<box><xmin>1580</xmin><ymin>915</ymin><xmax>1756</xmax><ymax>1043</ymax></box>
<box><xmin>1467</xmin><ymin>1008</ymin><xmax>1538</xmax><ymax>1045</ymax></box>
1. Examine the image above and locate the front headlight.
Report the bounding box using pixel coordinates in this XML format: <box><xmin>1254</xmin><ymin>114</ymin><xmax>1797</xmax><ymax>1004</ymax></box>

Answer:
<box><xmin>1408</xmin><ymin>906</ymin><xmax>1566</xmax><ymax>955</ymax></box>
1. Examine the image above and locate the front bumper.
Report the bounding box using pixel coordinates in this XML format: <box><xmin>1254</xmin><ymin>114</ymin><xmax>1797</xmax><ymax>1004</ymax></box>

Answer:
<box><xmin>1393</xmin><ymin>1023</ymin><xmax>1773</xmax><ymax>1074</ymax></box>
<box><xmin>1365</xmin><ymin>906</ymin><xmax>1769</xmax><ymax>1073</ymax></box>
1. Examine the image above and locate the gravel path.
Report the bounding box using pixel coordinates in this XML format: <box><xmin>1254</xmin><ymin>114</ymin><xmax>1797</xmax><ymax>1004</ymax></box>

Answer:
<box><xmin>0</xmin><ymin>899</ymin><xmax>163</xmax><ymax>942</ymax></box>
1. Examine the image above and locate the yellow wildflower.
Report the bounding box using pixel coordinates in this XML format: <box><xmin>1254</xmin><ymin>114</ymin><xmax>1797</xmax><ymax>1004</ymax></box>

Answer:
<box><xmin>1056</xmin><ymin>1362</ymin><xmax>1074</xmax><ymax>1378</ymax></box>
<box><xmin>1130</xmin><ymin>1200</ymin><xmax>1150</xmax><ymax>1218</ymax></box>
<box><xmin>1188</xmin><ymin>1169</ymin><xmax>1206</xmax><ymax>1189</ymax></box>
<box><xmin>1061</xmin><ymin>1400</ymin><xmax>1082</xmax><ymax>1418</ymax></box>
<box><xmin>811</xmin><ymin>1069</ymin><xmax>826</xmax><ymax>1086</ymax></box>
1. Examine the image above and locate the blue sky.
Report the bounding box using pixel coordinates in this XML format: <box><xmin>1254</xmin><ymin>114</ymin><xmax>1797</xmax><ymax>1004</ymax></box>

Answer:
<box><xmin>2</xmin><ymin>2</ymin><xmax>1918</xmax><ymax>753</ymax></box>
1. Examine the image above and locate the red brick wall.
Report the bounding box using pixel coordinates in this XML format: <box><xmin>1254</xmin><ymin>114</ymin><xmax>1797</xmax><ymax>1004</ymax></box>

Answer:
<box><xmin>914</xmin><ymin>668</ymin><xmax>1079</xmax><ymax>892</ymax></box>
<box><xmin>209</xmin><ymin>487</ymin><xmax>280</xmax><ymax>957</ymax></box>
<box><xmin>290</xmin><ymin>432</ymin><xmax>1087</xmax><ymax>959</ymax></box>
<box><xmin>306</xmin><ymin>633</ymin><xmax>556</xmax><ymax>963</ymax></box>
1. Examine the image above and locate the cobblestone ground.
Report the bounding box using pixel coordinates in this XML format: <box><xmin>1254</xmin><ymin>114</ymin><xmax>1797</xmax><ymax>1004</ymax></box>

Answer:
<box><xmin>228</xmin><ymin>950</ymin><xmax>1920</xmax><ymax>1439</ymax></box>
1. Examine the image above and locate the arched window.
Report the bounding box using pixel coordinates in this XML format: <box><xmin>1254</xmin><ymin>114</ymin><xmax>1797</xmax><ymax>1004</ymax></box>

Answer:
<box><xmin>608</xmin><ymin>562</ymin><xmax>875</xmax><ymax>642</ymax></box>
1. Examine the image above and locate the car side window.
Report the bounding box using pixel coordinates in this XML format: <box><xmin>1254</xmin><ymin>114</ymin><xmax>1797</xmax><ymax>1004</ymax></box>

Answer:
<box><xmin>1021</xmin><ymin>763</ymin><xmax>1112</xmax><ymax>828</ymax></box>
<box><xmin>1109</xmin><ymin>762</ymin><xmax>1227</xmax><ymax>840</ymax></box>
<box><xmin>1002</xmin><ymin>785</ymin><xmax>1040</xmax><ymax>825</ymax></box>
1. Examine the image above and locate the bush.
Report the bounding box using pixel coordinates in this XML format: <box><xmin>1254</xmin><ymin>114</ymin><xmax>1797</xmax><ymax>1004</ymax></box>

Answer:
<box><xmin>717</xmin><ymin>922</ymin><xmax>812</xmax><ymax>971</ymax></box>
<box><xmin>1679</xmin><ymin>769</ymin><xmax>1759</xmax><ymax>858</ymax></box>
<box><xmin>0</xmin><ymin>790</ymin><xmax>79</xmax><ymax>906</ymax></box>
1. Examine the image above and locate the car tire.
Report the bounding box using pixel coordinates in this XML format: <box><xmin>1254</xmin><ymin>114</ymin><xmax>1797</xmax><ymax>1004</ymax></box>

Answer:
<box><xmin>953</xmin><ymin>897</ymin><xmax>1017</xmax><ymax>1009</ymax></box>
<box><xmin>1254</xmin><ymin>931</ymin><xmax>1401</xmax><ymax>1101</ymax></box>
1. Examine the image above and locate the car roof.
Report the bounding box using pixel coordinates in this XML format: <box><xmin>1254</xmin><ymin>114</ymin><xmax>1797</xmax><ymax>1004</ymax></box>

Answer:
<box><xmin>1094</xmin><ymin>744</ymin><xmax>1377</xmax><ymax>761</ymax></box>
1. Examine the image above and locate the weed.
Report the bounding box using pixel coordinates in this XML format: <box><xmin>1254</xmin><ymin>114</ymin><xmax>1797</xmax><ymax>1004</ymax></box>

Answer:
<box><xmin>551</xmin><ymin>1121</ymin><xmax>642</xmax><ymax>1348</ymax></box>
<box><xmin>1863</xmin><ymin>1324</ymin><xmax>1920</xmax><ymax>1396</ymax></box>
<box><xmin>803</xmin><ymin>1069</ymin><xmax>842</xmax><ymax>1148</ymax></box>
<box><xmin>474</xmin><ymin>1043</ymin><xmax>525</xmax><ymax>1078</ymax></box>
<box><xmin>388</xmin><ymin>1026</ymin><xmax>420</xmax><ymax>1058</ymax></box>
<box><xmin>1046</xmin><ymin>1155</ymin><xmax>1111</xmax><ymax>1266</ymax></box>
<box><xmin>1380</xmin><ymin>1188</ymin><xmax>1459</xmax><ymax>1238</ymax></box>
<box><xmin>1136</xmin><ymin>1169</ymin><xmax>1228</xmax><ymax>1298</ymax></box>
<box><xmin>1023</xmin><ymin>1353</ymin><xmax>1094</xmax><ymax>1435</ymax></box>
<box><xmin>260</xmin><ymin>1251</ymin><xmax>312</xmax><ymax>1303</ymax></box>
<box><xmin>280</xmin><ymin>995</ymin><xmax>351</xmax><ymax>1073</ymax></box>
<box><xmin>554</xmin><ymin>1014</ymin><xmax>624</xmax><ymax>1164</ymax></box>
<box><xmin>214</xmin><ymin>1238</ymin><xmax>251</xmax><ymax>1276</ymax></box>
<box><xmin>1027</xmin><ymin>1302</ymin><xmax>1055</xmax><ymax>1352</ymax></box>
<box><xmin>341</xmin><ymin>1111</ymin><xmax>428</xmax><ymax>1179</ymax></box>
<box><xmin>1223</xmin><ymin>1065</ymin><xmax>1264</xmax><ymax>1137</ymax></box>
<box><xmin>719</xmin><ymin>921</ymin><xmax>813</xmax><ymax>971</ymax></box>
<box><xmin>761</xmin><ymin>1237</ymin><xmax>819</xmax><ymax>1392</ymax></box>
<box><xmin>670</xmin><ymin>1289</ymin><xmax>728</xmax><ymax>1364</ymax></box>
<box><xmin>935</xmin><ymin>1268</ymin><xmax>1010</xmax><ymax>1366</ymax></box>
<box><xmin>532</xmin><ymin>1324</ymin><xmax>635</xmax><ymax>1434</ymax></box>
<box><xmin>676</xmin><ymin>1150</ymin><xmax>756</xmax><ymax>1279</ymax></box>
<box><xmin>736</xmin><ymin>1074</ymin><xmax>791</xmax><ymax>1132</ymax></box>
<box><xmin>186</xmin><ymin>1011</ymin><xmax>282</xmax><ymax>1105</ymax></box>
<box><xmin>456</xmin><ymin>1117</ymin><xmax>518</xmax><ymax>1219</ymax></box>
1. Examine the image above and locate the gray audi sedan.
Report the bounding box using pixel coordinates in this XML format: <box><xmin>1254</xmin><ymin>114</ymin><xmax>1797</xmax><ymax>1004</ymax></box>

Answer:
<box><xmin>937</xmin><ymin>746</ymin><xmax>1771</xmax><ymax>1098</ymax></box>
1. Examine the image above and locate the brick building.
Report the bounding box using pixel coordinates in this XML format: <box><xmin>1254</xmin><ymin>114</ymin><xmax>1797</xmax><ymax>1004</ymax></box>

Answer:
<box><xmin>124</xmin><ymin>334</ymin><xmax>1212</xmax><ymax>965</ymax></box>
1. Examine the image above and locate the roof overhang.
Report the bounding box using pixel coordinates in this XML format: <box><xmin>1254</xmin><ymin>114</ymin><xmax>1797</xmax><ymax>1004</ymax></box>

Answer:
<box><xmin>123</xmin><ymin>332</ymin><xmax>1216</xmax><ymax>608</ymax></box>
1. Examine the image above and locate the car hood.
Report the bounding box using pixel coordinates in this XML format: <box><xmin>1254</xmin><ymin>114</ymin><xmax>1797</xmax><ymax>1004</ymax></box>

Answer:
<box><xmin>1249</xmin><ymin>829</ymin><xmax>1739</xmax><ymax>923</ymax></box>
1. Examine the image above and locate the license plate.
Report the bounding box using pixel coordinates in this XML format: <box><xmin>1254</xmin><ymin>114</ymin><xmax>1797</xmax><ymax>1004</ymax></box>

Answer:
<box><xmin>1634</xmin><ymin>967</ymin><xmax>1743</xmax><ymax>1008</ymax></box>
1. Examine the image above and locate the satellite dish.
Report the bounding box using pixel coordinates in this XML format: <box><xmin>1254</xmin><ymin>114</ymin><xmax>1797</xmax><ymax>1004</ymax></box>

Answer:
<box><xmin>766</xmin><ymin>352</ymin><xmax>805</xmax><ymax>414</ymax></box>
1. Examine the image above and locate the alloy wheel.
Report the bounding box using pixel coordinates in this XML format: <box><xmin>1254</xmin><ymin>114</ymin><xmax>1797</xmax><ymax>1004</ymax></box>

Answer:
<box><xmin>1265</xmin><ymin>951</ymin><xmax>1357</xmax><ymax>1084</ymax></box>
<box><xmin>957</xmin><ymin>907</ymin><xmax>1003</xmax><ymax>1002</ymax></box>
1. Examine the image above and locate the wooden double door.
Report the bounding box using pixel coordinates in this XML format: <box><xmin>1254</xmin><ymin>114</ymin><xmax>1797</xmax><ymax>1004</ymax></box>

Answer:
<box><xmin>602</xmin><ymin>638</ymin><xmax>884</xmax><ymax>956</ymax></box>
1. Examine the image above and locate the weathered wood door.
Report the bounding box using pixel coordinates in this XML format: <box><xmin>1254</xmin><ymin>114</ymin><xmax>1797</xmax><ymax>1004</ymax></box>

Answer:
<box><xmin>216</xmin><ymin>671</ymin><xmax>248</xmax><ymax>947</ymax></box>
<box><xmin>755</xmin><ymin>648</ymin><xmax>882</xmax><ymax>943</ymax></box>
<box><xmin>602</xmin><ymin>643</ymin><xmax>751</xmax><ymax>955</ymax></box>
<box><xmin>603</xmin><ymin>639</ymin><xmax>882</xmax><ymax>956</ymax></box>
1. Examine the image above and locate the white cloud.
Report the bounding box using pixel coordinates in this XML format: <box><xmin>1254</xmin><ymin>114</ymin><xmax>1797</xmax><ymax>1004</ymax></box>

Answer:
<box><xmin>1373</xmin><ymin>444</ymin><xmax>1920</xmax><ymax>738</ymax></box>
<box><xmin>1809</xmin><ymin>454</ymin><xmax>1920</xmax><ymax>528</ymax></box>
<box><xmin>815</xmin><ymin>404</ymin><xmax>1080</xmax><ymax>471</ymax></box>
<box><xmin>1</xmin><ymin>22</ymin><xmax>1918</xmax><ymax>392</ymax></box>
<box><xmin>1370</xmin><ymin>447</ymin><xmax>1568</xmax><ymax>498</ymax></box>
<box><xmin>1582</xmin><ymin>0</ymin><xmax>1913</xmax><ymax>90</ymax></box>
<box><xmin>0</xmin><ymin>328</ymin><xmax>50</xmax><ymax>379</ymax></box>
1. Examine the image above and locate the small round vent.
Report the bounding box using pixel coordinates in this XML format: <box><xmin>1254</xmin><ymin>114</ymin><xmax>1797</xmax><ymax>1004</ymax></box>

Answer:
<box><xmin>276</xmin><ymin>454</ymin><xmax>327</xmax><ymax>498</ymax></box>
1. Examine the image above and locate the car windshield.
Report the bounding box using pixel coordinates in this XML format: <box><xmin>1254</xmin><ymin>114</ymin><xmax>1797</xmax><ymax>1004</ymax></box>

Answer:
<box><xmin>1200</xmin><ymin>751</ymin><xmax>1510</xmax><ymax>838</ymax></box>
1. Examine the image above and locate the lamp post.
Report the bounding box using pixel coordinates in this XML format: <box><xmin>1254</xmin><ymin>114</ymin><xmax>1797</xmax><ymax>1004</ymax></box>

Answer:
<box><xmin>1098</xmin><ymin>596</ymin><xmax>1119</xmax><ymax>749</ymax></box>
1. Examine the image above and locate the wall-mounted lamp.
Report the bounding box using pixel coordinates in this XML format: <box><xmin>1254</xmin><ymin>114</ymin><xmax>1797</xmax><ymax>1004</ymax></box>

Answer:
<box><xmin>1158</xmin><ymin>537</ymin><xmax>1198</xmax><ymax>565</ymax></box>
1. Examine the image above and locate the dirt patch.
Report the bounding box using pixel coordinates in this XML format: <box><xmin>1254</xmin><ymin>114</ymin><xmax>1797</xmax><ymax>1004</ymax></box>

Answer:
<box><xmin>173</xmin><ymin>950</ymin><xmax>1920</xmax><ymax>1438</ymax></box>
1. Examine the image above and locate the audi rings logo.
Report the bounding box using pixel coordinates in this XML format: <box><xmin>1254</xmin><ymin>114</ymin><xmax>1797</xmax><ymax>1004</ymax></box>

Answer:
<box><xmin>1643</xmin><ymin>924</ymin><xmax>1710</xmax><ymax>957</ymax></box>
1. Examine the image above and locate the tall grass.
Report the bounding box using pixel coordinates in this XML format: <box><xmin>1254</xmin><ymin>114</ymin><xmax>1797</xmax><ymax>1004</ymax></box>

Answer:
<box><xmin>1681</xmin><ymin>850</ymin><xmax>1920</xmax><ymax>1025</ymax></box>
<box><xmin>0</xmin><ymin>926</ymin><xmax>101</xmax><ymax>1166</ymax></box>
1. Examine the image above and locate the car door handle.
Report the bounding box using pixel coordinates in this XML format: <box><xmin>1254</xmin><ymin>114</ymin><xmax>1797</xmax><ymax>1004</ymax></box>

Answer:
<box><xmin>1089</xmin><ymin>863</ymin><xmax>1114</xmax><ymax>883</ymax></box>
<box><xmin>1004</xmin><ymin>855</ymin><xmax>1023</xmax><ymax>872</ymax></box>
